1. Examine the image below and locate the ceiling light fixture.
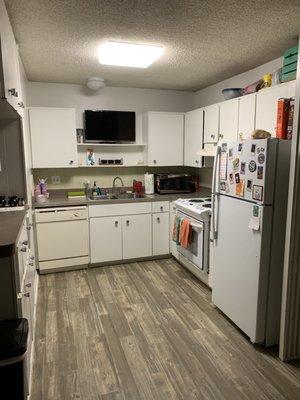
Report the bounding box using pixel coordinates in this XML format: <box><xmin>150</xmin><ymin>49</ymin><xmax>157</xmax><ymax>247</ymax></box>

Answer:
<box><xmin>98</xmin><ymin>41</ymin><xmax>164</xmax><ymax>68</ymax></box>
<box><xmin>86</xmin><ymin>77</ymin><xmax>105</xmax><ymax>91</ymax></box>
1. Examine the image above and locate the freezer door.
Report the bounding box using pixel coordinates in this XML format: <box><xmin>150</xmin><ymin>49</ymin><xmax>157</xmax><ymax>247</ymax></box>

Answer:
<box><xmin>218</xmin><ymin>138</ymin><xmax>277</xmax><ymax>204</ymax></box>
<box><xmin>211</xmin><ymin>195</ymin><xmax>272</xmax><ymax>343</ymax></box>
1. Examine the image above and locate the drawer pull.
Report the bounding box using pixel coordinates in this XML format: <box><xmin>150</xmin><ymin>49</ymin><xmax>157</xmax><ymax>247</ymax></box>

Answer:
<box><xmin>160</xmin><ymin>206</ymin><xmax>163</xmax><ymax>211</ymax></box>
<box><xmin>22</xmin><ymin>240</ymin><xmax>28</xmax><ymax>246</ymax></box>
<box><xmin>126</xmin><ymin>220</ymin><xmax>130</xmax><ymax>226</ymax></box>
<box><xmin>115</xmin><ymin>221</ymin><xmax>118</xmax><ymax>227</ymax></box>
<box><xmin>25</xmin><ymin>283</ymin><xmax>32</xmax><ymax>288</ymax></box>
<box><xmin>157</xmin><ymin>217</ymin><xmax>160</xmax><ymax>223</ymax></box>
<box><xmin>23</xmin><ymin>292</ymin><xmax>30</xmax><ymax>298</ymax></box>
<box><xmin>20</xmin><ymin>247</ymin><xmax>27</xmax><ymax>253</ymax></box>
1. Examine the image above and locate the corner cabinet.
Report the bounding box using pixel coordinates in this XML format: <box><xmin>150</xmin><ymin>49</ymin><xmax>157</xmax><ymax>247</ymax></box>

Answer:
<box><xmin>143</xmin><ymin>112</ymin><xmax>184</xmax><ymax>166</ymax></box>
<box><xmin>255</xmin><ymin>81</ymin><xmax>295</xmax><ymax>136</ymax></box>
<box><xmin>29</xmin><ymin>107</ymin><xmax>78</xmax><ymax>168</ymax></box>
<box><xmin>184</xmin><ymin>108</ymin><xmax>204</xmax><ymax>167</ymax></box>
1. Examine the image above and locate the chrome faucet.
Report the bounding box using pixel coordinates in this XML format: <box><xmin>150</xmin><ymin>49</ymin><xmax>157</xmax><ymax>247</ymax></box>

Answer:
<box><xmin>112</xmin><ymin>176</ymin><xmax>124</xmax><ymax>193</ymax></box>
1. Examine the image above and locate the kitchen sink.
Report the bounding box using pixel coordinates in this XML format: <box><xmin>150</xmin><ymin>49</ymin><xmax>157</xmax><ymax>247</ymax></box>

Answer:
<box><xmin>89</xmin><ymin>192</ymin><xmax>145</xmax><ymax>201</ymax></box>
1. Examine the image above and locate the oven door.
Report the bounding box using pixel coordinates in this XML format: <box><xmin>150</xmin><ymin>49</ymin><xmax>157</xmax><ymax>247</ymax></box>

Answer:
<box><xmin>176</xmin><ymin>210</ymin><xmax>204</xmax><ymax>270</ymax></box>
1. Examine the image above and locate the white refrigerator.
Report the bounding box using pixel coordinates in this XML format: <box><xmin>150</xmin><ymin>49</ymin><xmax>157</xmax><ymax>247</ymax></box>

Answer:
<box><xmin>211</xmin><ymin>138</ymin><xmax>291</xmax><ymax>346</ymax></box>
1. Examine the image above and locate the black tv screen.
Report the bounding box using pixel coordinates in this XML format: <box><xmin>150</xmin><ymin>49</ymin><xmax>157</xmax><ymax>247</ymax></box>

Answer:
<box><xmin>84</xmin><ymin>110</ymin><xmax>136</xmax><ymax>143</ymax></box>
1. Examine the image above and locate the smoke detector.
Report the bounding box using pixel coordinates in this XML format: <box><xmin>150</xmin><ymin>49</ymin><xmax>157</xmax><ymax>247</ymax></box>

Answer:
<box><xmin>86</xmin><ymin>77</ymin><xmax>105</xmax><ymax>91</ymax></box>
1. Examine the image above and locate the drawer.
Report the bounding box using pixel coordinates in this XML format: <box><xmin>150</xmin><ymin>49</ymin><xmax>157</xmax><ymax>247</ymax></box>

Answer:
<box><xmin>89</xmin><ymin>202</ymin><xmax>152</xmax><ymax>217</ymax></box>
<box><xmin>152</xmin><ymin>201</ymin><xmax>170</xmax><ymax>213</ymax></box>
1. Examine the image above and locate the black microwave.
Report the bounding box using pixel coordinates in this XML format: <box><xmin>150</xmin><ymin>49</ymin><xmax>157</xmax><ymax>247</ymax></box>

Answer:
<box><xmin>154</xmin><ymin>174</ymin><xmax>195</xmax><ymax>194</ymax></box>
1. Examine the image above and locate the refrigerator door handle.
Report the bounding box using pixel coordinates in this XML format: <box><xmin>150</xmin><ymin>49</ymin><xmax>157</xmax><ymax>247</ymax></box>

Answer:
<box><xmin>211</xmin><ymin>145</ymin><xmax>221</xmax><ymax>240</ymax></box>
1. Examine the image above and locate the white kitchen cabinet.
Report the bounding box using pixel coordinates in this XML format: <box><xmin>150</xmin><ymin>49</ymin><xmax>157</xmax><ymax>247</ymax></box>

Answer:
<box><xmin>238</xmin><ymin>93</ymin><xmax>256</xmax><ymax>140</ymax></box>
<box><xmin>203</xmin><ymin>104</ymin><xmax>219</xmax><ymax>144</ymax></box>
<box><xmin>0</xmin><ymin>1</ymin><xmax>23</xmax><ymax>113</ymax></box>
<box><xmin>152</xmin><ymin>212</ymin><xmax>170</xmax><ymax>255</ymax></box>
<box><xmin>184</xmin><ymin>108</ymin><xmax>204</xmax><ymax>167</ymax></box>
<box><xmin>219</xmin><ymin>98</ymin><xmax>239</xmax><ymax>142</ymax></box>
<box><xmin>144</xmin><ymin>112</ymin><xmax>184</xmax><ymax>166</ymax></box>
<box><xmin>122</xmin><ymin>214</ymin><xmax>152</xmax><ymax>259</ymax></box>
<box><xmin>29</xmin><ymin>107</ymin><xmax>78</xmax><ymax>168</ymax></box>
<box><xmin>255</xmin><ymin>81</ymin><xmax>295</xmax><ymax>136</ymax></box>
<box><xmin>90</xmin><ymin>216</ymin><xmax>122</xmax><ymax>263</ymax></box>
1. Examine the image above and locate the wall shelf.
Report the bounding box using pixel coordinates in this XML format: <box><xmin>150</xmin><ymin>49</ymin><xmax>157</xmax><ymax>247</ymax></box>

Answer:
<box><xmin>77</xmin><ymin>143</ymin><xmax>146</xmax><ymax>147</ymax></box>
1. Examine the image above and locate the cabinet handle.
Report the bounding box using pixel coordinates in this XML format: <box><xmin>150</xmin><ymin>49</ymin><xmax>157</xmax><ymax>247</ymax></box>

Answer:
<box><xmin>23</xmin><ymin>292</ymin><xmax>30</xmax><ymax>298</ymax></box>
<box><xmin>30</xmin><ymin>256</ymin><xmax>35</xmax><ymax>261</ymax></box>
<box><xmin>126</xmin><ymin>220</ymin><xmax>130</xmax><ymax>226</ymax></box>
<box><xmin>153</xmin><ymin>160</ymin><xmax>157</xmax><ymax>164</ymax></box>
<box><xmin>69</xmin><ymin>160</ymin><xmax>74</xmax><ymax>165</ymax></box>
<box><xmin>20</xmin><ymin>247</ymin><xmax>27</xmax><ymax>253</ymax></box>
<box><xmin>73</xmin><ymin>213</ymin><xmax>79</xmax><ymax>217</ymax></box>
<box><xmin>18</xmin><ymin>102</ymin><xmax>24</xmax><ymax>108</ymax></box>
<box><xmin>219</xmin><ymin>134</ymin><xmax>224</xmax><ymax>139</ymax></box>
<box><xmin>160</xmin><ymin>206</ymin><xmax>163</xmax><ymax>211</ymax></box>
<box><xmin>115</xmin><ymin>221</ymin><xmax>118</xmax><ymax>227</ymax></box>
<box><xmin>8</xmin><ymin>88</ymin><xmax>18</xmax><ymax>97</ymax></box>
<box><xmin>195</xmin><ymin>160</ymin><xmax>199</xmax><ymax>164</ymax></box>
<box><xmin>211</xmin><ymin>134</ymin><xmax>215</xmax><ymax>139</ymax></box>
<box><xmin>157</xmin><ymin>217</ymin><xmax>160</xmax><ymax>223</ymax></box>
<box><xmin>25</xmin><ymin>282</ymin><xmax>32</xmax><ymax>288</ymax></box>
<box><xmin>26</xmin><ymin>226</ymin><xmax>31</xmax><ymax>231</ymax></box>
<box><xmin>239</xmin><ymin>132</ymin><xmax>243</xmax><ymax>139</ymax></box>
<box><xmin>29</xmin><ymin>262</ymin><xmax>34</xmax><ymax>266</ymax></box>
<box><xmin>22</xmin><ymin>240</ymin><xmax>28</xmax><ymax>246</ymax></box>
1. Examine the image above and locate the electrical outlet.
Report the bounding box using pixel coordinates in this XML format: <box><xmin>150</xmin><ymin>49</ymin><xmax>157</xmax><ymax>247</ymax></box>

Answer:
<box><xmin>52</xmin><ymin>176</ymin><xmax>61</xmax><ymax>185</ymax></box>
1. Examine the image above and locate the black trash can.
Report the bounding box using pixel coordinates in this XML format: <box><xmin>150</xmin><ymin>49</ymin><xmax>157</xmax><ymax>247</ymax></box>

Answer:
<box><xmin>0</xmin><ymin>319</ymin><xmax>28</xmax><ymax>400</ymax></box>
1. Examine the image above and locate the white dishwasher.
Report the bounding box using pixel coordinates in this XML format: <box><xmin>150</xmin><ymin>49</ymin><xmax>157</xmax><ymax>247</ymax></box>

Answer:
<box><xmin>35</xmin><ymin>206</ymin><xmax>89</xmax><ymax>273</ymax></box>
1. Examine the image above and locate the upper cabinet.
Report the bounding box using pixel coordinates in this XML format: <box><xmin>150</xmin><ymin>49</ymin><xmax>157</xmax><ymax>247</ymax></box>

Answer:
<box><xmin>255</xmin><ymin>81</ymin><xmax>295</xmax><ymax>136</ymax></box>
<box><xmin>0</xmin><ymin>1</ymin><xmax>23</xmax><ymax>115</ymax></box>
<box><xmin>29</xmin><ymin>108</ymin><xmax>78</xmax><ymax>168</ymax></box>
<box><xmin>144</xmin><ymin>112</ymin><xmax>184</xmax><ymax>166</ymax></box>
<box><xmin>184</xmin><ymin>108</ymin><xmax>204</xmax><ymax>167</ymax></box>
<box><xmin>203</xmin><ymin>104</ymin><xmax>219</xmax><ymax>144</ymax></box>
<box><xmin>219</xmin><ymin>98</ymin><xmax>239</xmax><ymax>142</ymax></box>
<box><xmin>238</xmin><ymin>93</ymin><xmax>256</xmax><ymax>140</ymax></box>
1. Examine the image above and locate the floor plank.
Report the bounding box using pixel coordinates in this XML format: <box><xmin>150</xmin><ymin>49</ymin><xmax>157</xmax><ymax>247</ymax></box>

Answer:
<box><xmin>31</xmin><ymin>258</ymin><xmax>300</xmax><ymax>400</ymax></box>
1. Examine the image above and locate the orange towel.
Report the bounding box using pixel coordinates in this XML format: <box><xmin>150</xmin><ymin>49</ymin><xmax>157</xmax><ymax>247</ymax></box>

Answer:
<box><xmin>179</xmin><ymin>218</ymin><xmax>191</xmax><ymax>248</ymax></box>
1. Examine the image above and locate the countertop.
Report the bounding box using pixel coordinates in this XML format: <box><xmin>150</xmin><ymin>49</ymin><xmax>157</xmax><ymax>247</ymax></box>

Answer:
<box><xmin>33</xmin><ymin>188</ymin><xmax>212</xmax><ymax>209</ymax></box>
<box><xmin>0</xmin><ymin>210</ymin><xmax>26</xmax><ymax>257</ymax></box>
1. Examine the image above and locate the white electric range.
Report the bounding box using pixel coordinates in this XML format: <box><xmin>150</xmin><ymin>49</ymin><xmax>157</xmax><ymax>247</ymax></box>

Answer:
<box><xmin>173</xmin><ymin>197</ymin><xmax>211</xmax><ymax>285</ymax></box>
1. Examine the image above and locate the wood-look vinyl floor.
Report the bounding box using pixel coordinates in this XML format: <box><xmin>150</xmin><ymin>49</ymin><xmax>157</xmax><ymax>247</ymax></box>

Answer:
<box><xmin>31</xmin><ymin>258</ymin><xmax>300</xmax><ymax>400</ymax></box>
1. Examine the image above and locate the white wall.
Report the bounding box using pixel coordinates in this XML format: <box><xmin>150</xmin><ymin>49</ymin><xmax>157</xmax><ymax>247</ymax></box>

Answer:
<box><xmin>27</xmin><ymin>82</ymin><xmax>194</xmax><ymax>126</ymax></box>
<box><xmin>194</xmin><ymin>57</ymin><xmax>283</xmax><ymax>107</ymax></box>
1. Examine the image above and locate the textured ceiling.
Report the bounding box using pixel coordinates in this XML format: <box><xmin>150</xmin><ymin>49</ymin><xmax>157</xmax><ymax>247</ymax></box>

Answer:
<box><xmin>5</xmin><ymin>0</ymin><xmax>300</xmax><ymax>91</ymax></box>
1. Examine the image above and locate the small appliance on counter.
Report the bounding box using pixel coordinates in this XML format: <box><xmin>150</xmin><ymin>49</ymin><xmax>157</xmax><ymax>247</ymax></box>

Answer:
<box><xmin>154</xmin><ymin>174</ymin><xmax>195</xmax><ymax>194</ymax></box>
<box><xmin>34</xmin><ymin>178</ymin><xmax>49</xmax><ymax>203</ymax></box>
<box><xmin>0</xmin><ymin>195</ymin><xmax>25</xmax><ymax>210</ymax></box>
<box><xmin>144</xmin><ymin>173</ymin><xmax>154</xmax><ymax>194</ymax></box>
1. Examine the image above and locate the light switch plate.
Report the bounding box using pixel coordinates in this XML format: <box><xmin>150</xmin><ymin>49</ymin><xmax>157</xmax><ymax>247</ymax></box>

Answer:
<box><xmin>52</xmin><ymin>175</ymin><xmax>61</xmax><ymax>185</ymax></box>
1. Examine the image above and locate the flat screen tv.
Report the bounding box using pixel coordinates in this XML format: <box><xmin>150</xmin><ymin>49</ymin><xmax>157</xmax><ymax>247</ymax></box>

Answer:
<box><xmin>84</xmin><ymin>110</ymin><xmax>136</xmax><ymax>143</ymax></box>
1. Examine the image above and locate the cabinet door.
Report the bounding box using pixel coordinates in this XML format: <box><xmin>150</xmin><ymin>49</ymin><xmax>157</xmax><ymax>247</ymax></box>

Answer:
<box><xmin>219</xmin><ymin>98</ymin><xmax>239</xmax><ymax>142</ymax></box>
<box><xmin>29</xmin><ymin>108</ymin><xmax>78</xmax><ymax>168</ymax></box>
<box><xmin>152</xmin><ymin>212</ymin><xmax>170</xmax><ymax>256</ymax></box>
<box><xmin>184</xmin><ymin>108</ymin><xmax>203</xmax><ymax>167</ymax></box>
<box><xmin>147</xmin><ymin>112</ymin><xmax>184</xmax><ymax>166</ymax></box>
<box><xmin>255</xmin><ymin>82</ymin><xmax>295</xmax><ymax>136</ymax></box>
<box><xmin>203</xmin><ymin>104</ymin><xmax>219</xmax><ymax>143</ymax></box>
<box><xmin>238</xmin><ymin>94</ymin><xmax>256</xmax><ymax>140</ymax></box>
<box><xmin>90</xmin><ymin>217</ymin><xmax>122</xmax><ymax>263</ymax></box>
<box><xmin>0</xmin><ymin>2</ymin><xmax>21</xmax><ymax>111</ymax></box>
<box><xmin>122</xmin><ymin>214</ymin><xmax>152</xmax><ymax>259</ymax></box>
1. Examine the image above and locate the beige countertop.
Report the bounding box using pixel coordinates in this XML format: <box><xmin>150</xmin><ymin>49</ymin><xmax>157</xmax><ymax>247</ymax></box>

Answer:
<box><xmin>33</xmin><ymin>188</ymin><xmax>211</xmax><ymax>209</ymax></box>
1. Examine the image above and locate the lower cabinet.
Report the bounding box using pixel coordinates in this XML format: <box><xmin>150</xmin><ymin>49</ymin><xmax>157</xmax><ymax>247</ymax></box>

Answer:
<box><xmin>90</xmin><ymin>213</ymin><xmax>152</xmax><ymax>263</ymax></box>
<box><xmin>152</xmin><ymin>212</ymin><xmax>170</xmax><ymax>256</ymax></box>
<box><xmin>90</xmin><ymin>216</ymin><xmax>122</xmax><ymax>263</ymax></box>
<box><xmin>122</xmin><ymin>214</ymin><xmax>152</xmax><ymax>259</ymax></box>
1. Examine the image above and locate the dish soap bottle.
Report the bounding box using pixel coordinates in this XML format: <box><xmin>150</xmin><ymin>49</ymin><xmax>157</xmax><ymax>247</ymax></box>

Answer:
<box><xmin>92</xmin><ymin>181</ymin><xmax>98</xmax><ymax>197</ymax></box>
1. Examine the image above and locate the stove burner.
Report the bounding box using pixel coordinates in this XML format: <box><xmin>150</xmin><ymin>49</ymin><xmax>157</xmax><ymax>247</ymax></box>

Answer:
<box><xmin>202</xmin><ymin>204</ymin><xmax>211</xmax><ymax>208</ymax></box>
<box><xmin>189</xmin><ymin>199</ymin><xmax>204</xmax><ymax>203</ymax></box>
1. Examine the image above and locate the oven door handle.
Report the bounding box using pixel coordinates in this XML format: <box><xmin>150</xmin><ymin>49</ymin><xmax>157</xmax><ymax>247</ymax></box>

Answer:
<box><xmin>190</xmin><ymin>222</ymin><xmax>203</xmax><ymax>231</ymax></box>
